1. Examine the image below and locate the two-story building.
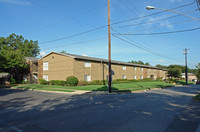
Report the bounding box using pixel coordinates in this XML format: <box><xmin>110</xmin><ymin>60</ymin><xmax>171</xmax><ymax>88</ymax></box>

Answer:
<box><xmin>37</xmin><ymin>52</ymin><xmax>167</xmax><ymax>82</ymax></box>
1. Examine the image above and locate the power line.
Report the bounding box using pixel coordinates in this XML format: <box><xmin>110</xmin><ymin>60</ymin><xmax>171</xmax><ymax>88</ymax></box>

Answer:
<box><xmin>37</xmin><ymin>1</ymin><xmax>194</xmax><ymax>44</ymax></box>
<box><xmin>111</xmin><ymin>1</ymin><xmax>195</xmax><ymax>25</ymax></box>
<box><xmin>124</xmin><ymin>18</ymin><xmax>199</xmax><ymax>34</ymax></box>
<box><xmin>115</xmin><ymin>9</ymin><xmax>198</xmax><ymax>28</ymax></box>
<box><xmin>196</xmin><ymin>0</ymin><xmax>200</xmax><ymax>11</ymax></box>
<box><xmin>25</xmin><ymin>2</ymin><xmax>107</xmax><ymax>35</ymax></box>
<box><xmin>114</xmin><ymin>27</ymin><xmax>200</xmax><ymax>36</ymax></box>
<box><xmin>41</xmin><ymin>36</ymin><xmax>107</xmax><ymax>51</ymax></box>
<box><xmin>39</xmin><ymin>25</ymin><xmax>107</xmax><ymax>44</ymax></box>
<box><xmin>111</xmin><ymin>28</ymin><xmax>180</xmax><ymax>62</ymax></box>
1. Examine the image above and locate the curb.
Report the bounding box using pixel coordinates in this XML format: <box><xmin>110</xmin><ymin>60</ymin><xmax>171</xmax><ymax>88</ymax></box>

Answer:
<box><xmin>10</xmin><ymin>87</ymin><xmax>90</xmax><ymax>95</ymax></box>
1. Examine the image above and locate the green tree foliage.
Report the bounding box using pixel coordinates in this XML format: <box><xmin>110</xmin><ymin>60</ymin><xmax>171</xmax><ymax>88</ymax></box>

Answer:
<box><xmin>156</xmin><ymin>64</ymin><xmax>168</xmax><ymax>69</ymax></box>
<box><xmin>167</xmin><ymin>68</ymin><xmax>182</xmax><ymax>78</ymax></box>
<box><xmin>194</xmin><ymin>63</ymin><xmax>200</xmax><ymax>81</ymax></box>
<box><xmin>168</xmin><ymin>64</ymin><xmax>189</xmax><ymax>73</ymax></box>
<box><xmin>129</xmin><ymin>60</ymin><xmax>150</xmax><ymax>66</ymax></box>
<box><xmin>0</xmin><ymin>33</ymin><xmax>40</xmax><ymax>83</ymax></box>
<box><xmin>60</xmin><ymin>50</ymin><xmax>67</xmax><ymax>54</ymax></box>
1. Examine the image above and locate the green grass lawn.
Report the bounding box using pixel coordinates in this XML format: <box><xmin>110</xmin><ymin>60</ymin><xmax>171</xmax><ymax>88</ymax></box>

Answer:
<box><xmin>13</xmin><ymin>81</ymin><xmax>175</xmax><ymax>92</ymax></box>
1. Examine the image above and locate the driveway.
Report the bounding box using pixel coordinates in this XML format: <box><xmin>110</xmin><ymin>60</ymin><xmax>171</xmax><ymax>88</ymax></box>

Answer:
<box><xmin>0</xmin><ymin>85</ymin><xmax>200</xmax><ymax>132</ymax></box>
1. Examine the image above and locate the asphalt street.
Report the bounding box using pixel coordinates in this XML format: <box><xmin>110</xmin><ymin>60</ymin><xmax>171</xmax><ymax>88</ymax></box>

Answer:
<box><xmin>0</xmin><ymin>85</ymin><xmax>200</xmax><ymax>132</ymax></box>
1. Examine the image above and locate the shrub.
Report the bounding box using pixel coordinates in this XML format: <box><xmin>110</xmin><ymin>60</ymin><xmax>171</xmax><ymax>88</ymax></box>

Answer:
<box><xmin>50</xmin><ymin>80</ymin><xmax>66</xmax><ymax>86</ymax></box>
<box><xmin>142</xmin><ymin>78</ymin><xmax>152</xmax><ymax>82</ymax></box>
<box><xmin>10</xmin><ymin>77</ymin><xmax>16</xmax><ymax>84</ymax></box>
<box><xmin>78</xmin><ymin>80</ymin><xmax>88</xmax><ymax>86</ymax></box>
<box><xmin>66</xmin><ymin>76</ymin><xmax>79</xmax><ymax>86</ymax></box>
<box><xmin>22</xmin><ymin>81</ymin><xmax>29</xmax><ymax>84</ymax></box>
<box><xmin>39</xmin><ymin>79</ymin><xmax>49</xmax><ymax>85</ymax></box>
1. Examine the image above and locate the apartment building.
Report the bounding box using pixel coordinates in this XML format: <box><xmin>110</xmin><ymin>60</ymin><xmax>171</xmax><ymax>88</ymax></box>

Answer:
<box><xmin>25</xmin><ymin>57</ymin><xmax>39</xmax><ymax>84</ymax></box>
<box><xmin>38</xmin><ymin>52</ymin><xmax>167</xmax><ymax>82</ymax></box>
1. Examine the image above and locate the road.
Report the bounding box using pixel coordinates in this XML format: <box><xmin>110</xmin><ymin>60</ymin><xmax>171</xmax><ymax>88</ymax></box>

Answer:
<box><xmin>0</xmin><ymin>85</ymin><xmax>200</xmax><ymax>132</ymax></box>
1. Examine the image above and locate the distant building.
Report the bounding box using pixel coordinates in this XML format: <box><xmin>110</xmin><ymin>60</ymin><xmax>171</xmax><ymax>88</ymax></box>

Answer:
<box><xmin>0</xmin><ymin>73</ymin><xmax>11</xmax><ymax>85</ymax></box>
<box><xmin>181</xmin><ymin>73</ymin><xmax>197</xmax><ymax>82</ymax></box>
<box><xmin>36</xmin><ymin>52</ymin><xmax>167</xmax><ymax>82</ymax></box>
<box><xmin>25</xmin><ymin>57</ymin><xmax>39</xmax><ymax>84</ymax></box>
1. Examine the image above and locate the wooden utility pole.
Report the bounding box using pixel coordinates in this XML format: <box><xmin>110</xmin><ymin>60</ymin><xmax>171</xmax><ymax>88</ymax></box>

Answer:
<box><xmin>108</xmin><ymin>0</ymin><xmax>112</xmax><ymax>93</ymax></box>
<box><xmin>183</xmin><ymin>48</ymin><xmax>188</xmax><ymax>85</ymax></box>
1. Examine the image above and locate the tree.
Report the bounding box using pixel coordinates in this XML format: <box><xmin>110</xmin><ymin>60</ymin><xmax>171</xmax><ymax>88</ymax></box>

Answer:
<box><xmin>0</xmin><ymin>33</ymin><xmax>40</xmax><ymax>83</ymax></box>
<box><xmin>167</xmin><ymin>68</ymin><xmax>182</xmax><ymax>78</ymax></box>
<box><xmin>156</xmin><ymin>64</ymin><xmax>168</xmax><ymax>69</ymax></box>
<box><xmin>194</xmin><ymin>63</ymin><xmax>200</xmax><ymax>81</ymax></box>
<box><xmin>168</xmin><ymin>64</ymin><xmax>189</xmax><ymax>73</ymax></box>
<box><xmin>129</xmin><ymin>60</ymin><xmax>150</xmax><ymax>66</ymax></box>
<box><xmin>60</xmin><ymin>50</ymin><xmax>67</xmax><ymax>54</ymax></box>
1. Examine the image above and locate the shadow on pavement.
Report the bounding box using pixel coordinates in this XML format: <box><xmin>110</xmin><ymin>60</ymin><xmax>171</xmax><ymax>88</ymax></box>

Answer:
<box><xmin>0</xmin><ymin>85</ymin><xmax>200</xmax><ymax>132</ymax></box>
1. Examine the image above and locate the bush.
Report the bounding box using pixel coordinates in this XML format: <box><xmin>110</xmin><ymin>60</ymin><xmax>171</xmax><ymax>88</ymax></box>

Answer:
<box><xmin>66</xmin><ymin>76</ymin><xmax>79</xmax><ymax>86</ymax></box>
<box><xmin>141</xmin><ymin>78</ymin><xmax>152</xmax><ymax>82</ymax></box>
<box><xmin>22</xmin><ymin>81</ymin><xmax>29</xmax><ymax>84</ymax></box>
<box><xmin>78</xmin><ymin>80</ymin><xmax>88</xmax><ymax>86</ymax></box>
<box><xmin>50</xmin><ymin>80</ymin><xmax>66</xmax><ymax>86</ymax></box>
<box><xmin>88</xmin><ymin>80</ymin><xmax>107</xmax><ymax>85</ymax></box>
<box><xmin>10</xmin><ymin>77</ymin><xmax>16</xmax><ymax>84</ymax></box>
<box><xmin>39</xmin><ymin>79</ymin><xmax>49</xmax><ymax>85</ymax></box>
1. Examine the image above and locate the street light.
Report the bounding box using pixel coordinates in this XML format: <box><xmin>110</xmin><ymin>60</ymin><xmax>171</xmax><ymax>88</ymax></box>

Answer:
<box><xmin>146</xmin><ymin>6</ymin><xmax>200</xmax><ymax>22</ymax></box>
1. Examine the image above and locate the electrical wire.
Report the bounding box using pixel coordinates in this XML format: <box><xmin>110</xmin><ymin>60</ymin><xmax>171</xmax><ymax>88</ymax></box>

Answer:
<box><xmin>115</xmin><ymin>9</ymin><xmax>198</xmax><ymax>28</ymax></box>
<box><xmin>37</xmin><ymin>1</ymin><xmax>194</xmax><ymax>44</ymax></box>
<box><xmin>39</xmin><ymin>25</ymin><xmax>107</xmax><ymax>44</ymax></box>
<box><xmin>111</xmin><ymin>28</ymin><xmax>180</xmax><ymax>62</ymax></box>
<box><xmin>114</xmin><ymin>27</ymin><xmax>200</xmax><ymax>36</ymax></box>
<box><xmin>41</xmin><ymin>36</ymin><xmax>107</xmax><ymax>51</ymax></box>
<box><xmin>111</xmin><ymin>1</ymin><xmax>195</xmax><ymax>25</ymax></box>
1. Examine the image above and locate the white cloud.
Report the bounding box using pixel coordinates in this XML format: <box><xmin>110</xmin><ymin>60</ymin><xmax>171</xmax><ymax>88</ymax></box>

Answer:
<box><xmin>40</xmin><ymin>51</ymin><xmax>46</xmax><ymax>57</ymax></box>
<box><xmin>0</xmin><ymin>0</ymin><xmax>31</xmax><ymax>5</ymax></box>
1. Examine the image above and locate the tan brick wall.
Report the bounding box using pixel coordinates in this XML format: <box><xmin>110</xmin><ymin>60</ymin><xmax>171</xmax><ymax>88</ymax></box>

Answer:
<box><xmin>42</xmin><ymin>53</ymin><xmax>74</xmax><ymax>81</ymax></box>
<box><xmin>38</xmin><ymin>59</ymin><xmax>43</xmax><ymax>79</ymax></box>
<box><xmin>38</xmin><ymin>53</ymin><xmax>167</xmax><ymax>82</ymax></box>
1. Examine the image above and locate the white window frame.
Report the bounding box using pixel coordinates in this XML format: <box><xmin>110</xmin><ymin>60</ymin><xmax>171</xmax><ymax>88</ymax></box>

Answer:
<box><xmin>141</xmin><ymin>68</ymin><xmax>143</xmax><ymax>71</ymax></box>
<box><xmin>133</xmin><ymin>75</ymin><xmax>136</xmax><ymax>79</ymax></box>
<box><xmin>123</xmin><ymin>66</ymin><xmax>126</xmax><ymax>70</ymax></box>
<box><xmin>43</xmin><ymin>74</ymin><xmax>48</xmax><ymax>81</ymax></box>
<box><xmin>122</xmin><ymin>75</ymin><xmax>126</xmax><ymax>79</ymax></box>
<box><xmin>43</xmin><ymin>61</ymin><xmax>48</xmax><ymax>71</ymax></box>
<box><xmin>140</xmin><ymin>75</ymin><xmax>143</xmax><ymax>79</ymax></box>
<box><xmin>84</xmin><ymin>75</ymin><xmax>91</xmax><ymax>81</ymax></box>
<box><xmin>134</xmin><ymin>67</ymin><xmax>137</xmax><ymax>71</ymax></box>
<box><xmin>148</xmin><ymin>69</ymin><xmax>151</xmax><ymax>73</ymax></box>
<box><xmin>85</xmin><ymin>61</ymin><xmax>91</xmax><ymax>67</ymax></box>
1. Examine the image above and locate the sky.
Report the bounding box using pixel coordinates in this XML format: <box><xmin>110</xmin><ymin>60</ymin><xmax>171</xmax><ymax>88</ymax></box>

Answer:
<box><xmin>0</xmin><ymin>0</ymin><xmax>199</xmax><ymax>68</ymax></box>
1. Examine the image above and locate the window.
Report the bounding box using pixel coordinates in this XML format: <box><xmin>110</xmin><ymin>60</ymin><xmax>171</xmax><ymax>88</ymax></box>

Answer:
<box><xmin>133</xmin><ymin>75</ymin><xmax>136</xmax><ymax>79</ymax></box>
<box><xmin>147</xmin><ymin>75</ymin><xmax>150</xmax><ymax>78</ymax></box>
<box><xmin>141</xmin><ymin>68</ymin><xmax>143</xmax><ymax>71</ymax></box>
<box><xmin>148</xmin><ymin>69</ymin><xmax>151</xmax><ymax>73</ymax></box>
<box><xmin>85</xmin><ymin>62</ymin><xmax>91</xmax><ymax>67</ymax></box>
<box><xmin>122</xmin><ymin>75</ymin><xmax>126</xmax><ymax>79</ymax></box>
<box><xmin>134</xmin><ymin>67</ymin><xmax>137</xmax><ymax>71</ymax></box>
<box><xmin>123</xmin><ymin>66</ymin><xmax>126</xmax><ymax>70</ymax></box>
<box><xmin>84</xmin><ymin>75</ymin><xmax>91</xmax><ymax>81</ymax></box>
<box><xmin>43</xmin><ymin>74</ymin><xmax>48</xmax><ymax>81</ymax></box>
<box><xmin>140</xmin><ymin>75</ymin><xmax>143</xmax><ymax>79</ymax></box>
<box><xmin>43</xmin><ymin>62</ymin><xmax>48</xmax><ymax>70</ymax></box>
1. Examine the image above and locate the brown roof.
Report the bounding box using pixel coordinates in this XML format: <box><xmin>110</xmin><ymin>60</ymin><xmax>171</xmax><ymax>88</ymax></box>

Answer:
<box><xmin>42</xmin><ymin>51</ymin><xmax>167</xmax><ymax>70</ymax></box>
